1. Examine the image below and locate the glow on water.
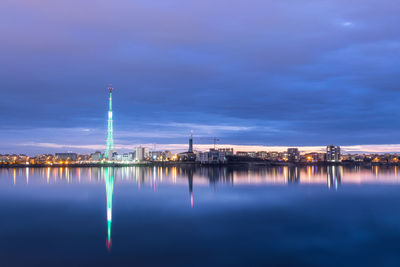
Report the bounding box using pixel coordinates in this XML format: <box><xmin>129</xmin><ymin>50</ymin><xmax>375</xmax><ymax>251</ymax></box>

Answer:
<box><xmin>2</xmin><ymin>166</ymin><xmax>400</xmax><ymax>266</ymax></box>
<box><xmin>2</xmin><ymin>165</ymin><xmax>400</xmax><ymax>186</ymax></box>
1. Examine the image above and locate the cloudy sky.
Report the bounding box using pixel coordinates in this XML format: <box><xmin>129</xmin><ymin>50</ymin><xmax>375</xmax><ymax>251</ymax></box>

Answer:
<box><xmin>1</xmin><ymin>0</ymin><xmax>400</xmax><ymax>154</ymax></box>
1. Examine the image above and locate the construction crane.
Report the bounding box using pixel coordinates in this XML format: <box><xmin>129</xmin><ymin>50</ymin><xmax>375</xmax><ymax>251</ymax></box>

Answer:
<box><xmin>196</xmin><ymin>137</ymin><xmax>220</xmax><ymax>150</ymax></box>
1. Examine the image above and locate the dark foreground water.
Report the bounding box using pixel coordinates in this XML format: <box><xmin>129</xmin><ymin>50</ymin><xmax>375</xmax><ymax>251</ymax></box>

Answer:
<box><xmin>1</xmin><ymin>165</ymin><xmax>400</xmax><ymax>266</ymax></box>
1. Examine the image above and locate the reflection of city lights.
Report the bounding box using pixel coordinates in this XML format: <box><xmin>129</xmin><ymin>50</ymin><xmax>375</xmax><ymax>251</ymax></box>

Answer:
<box><xmin>25</xmin><ymin>167</ymin><xmax>29</xmax><ymax>184</ymax></box>
<box><xmin>47</xmin><ymin>167</ymin><xmax>50</xmax><ymax>183</ymax></box>
<box><xmin>8</xmin><ymin>165</ymin><xmax>400</xmax><ymax>191</ymax></box>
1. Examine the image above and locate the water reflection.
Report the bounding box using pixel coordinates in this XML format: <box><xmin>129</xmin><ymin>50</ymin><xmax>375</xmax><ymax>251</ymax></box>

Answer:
<box><xmin>3</xmin><ymin>165</ymin><xmax>400</xmax><ymax>187</ymax></box>
<box><xmin>187</xmin><ymin>168</ymin><xmax>194</xmax><ymax>208</ymax></box>
<box><xmin>2</xmin><ymin>165</ymin><xmax>400</xmax><ymax>253</ymax></box>
<box><xmin>288</xmin><ymin>167</ymin><xmax>300</xmax><ymax>184</ymax></box>
<box><xmin>104</xmin><ymin>168</ymin><xmax>114</xmax><ymax>250</ymax></box>
<box><xmin>327</xmin><ymin>165</ymin><xmax>342</xmax><ymax>190</ymax></box>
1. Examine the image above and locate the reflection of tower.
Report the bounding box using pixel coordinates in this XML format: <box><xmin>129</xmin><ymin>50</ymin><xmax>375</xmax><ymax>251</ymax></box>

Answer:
<box><xmin>288</xmin><ymin>167</ymin><xmax>300</xmax><ymax>183</ymax></box>
<box><xmin>188</xmin><ymin>131</ymin><xmax>193</xmax><ymax>153</ymax></box>
<box><xmin>188</xmin><ymin>168</ymin><xmax>194</xmax><ymax>208</ymax></box>
<box><xmin>104</xmin><ymin>167</ymin><xmax>115</xmax><ymax>250</ymax></box>
<box><xmin>327</xmin><ymin>165</ymin><xmax>342</xmax><ymax>190</ymax></box>
<box><xmin>105</xmin><ymin>85</ymin><xmax>114</xmax><ymax>159</ymax></box>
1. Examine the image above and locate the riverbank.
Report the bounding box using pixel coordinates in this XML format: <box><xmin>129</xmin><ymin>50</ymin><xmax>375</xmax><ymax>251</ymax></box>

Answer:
<box><xmin>1</xmin><ymin>161</ymin><xmax>399</xmax><ymax>168</ymax></box>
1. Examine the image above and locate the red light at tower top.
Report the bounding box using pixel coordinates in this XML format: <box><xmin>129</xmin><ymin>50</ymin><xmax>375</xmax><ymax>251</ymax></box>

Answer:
<box><xmin>107</xmin><ymin>84</ymin><xmax>114</xmax><ymax>93</ymax></box>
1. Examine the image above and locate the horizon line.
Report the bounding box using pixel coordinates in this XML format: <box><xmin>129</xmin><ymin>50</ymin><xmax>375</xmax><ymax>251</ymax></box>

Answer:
<box><xmin>8</xmin><ymin>142</ymin><xmax>400</xmax><ymax>155</ymax></box>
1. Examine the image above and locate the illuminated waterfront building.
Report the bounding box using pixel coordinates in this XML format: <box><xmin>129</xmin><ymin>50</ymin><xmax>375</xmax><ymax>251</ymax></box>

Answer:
<box><xmin>105</xmin><ymin>86</ymin><xmax>114</xmax><ymax>159</ymax></box>
<box><xmin>114</xmin><ymin>153</ymin><xmax>134</xmax><ymax>161</ymax></box>
<box><xmin>326</xmin><ymin>145</ymin><xmax>341</xmax><ymax>162</ymax></box>
<box><xmin>236</xmin><ymin>151</ymin><xmax>249</xmax><ymax>157</ymax></box>
<box><xmin>151</xmin><ymin>150</ymin><xmax>173</xmax><ymax>161</ymax></box>
<box><xmin>150</xmin><ymin>151</ymin><xmax>163</xmax><ymax>160</ymax></box>
<box><xmin>196</xmin><ymin>149</ymin><xmax>226</xmax><ymax>164</ymax></box>
<box><xmin>303</xmin><ymin>152</ymin><xmax>325</xmax><ymax>162</ymax></box>
<box><xmin>267</xmin><ymin>151</ymin><xmax>279</xmax><ymax>161</ymax></box>
<box><xmin>135</xmin><ymin>147</ymin><xmax>145</xmax><ymax>161</ymax></box>
<box><xmin>55</xmin><ymin>153</ymin><xmax>78</xmax><ymax>161</ymax></box>
<box><xmin>90</xmin><ymin>151</ymin><xmax>102</xmax><ymax>161</ymax></box>
<box><xmin>247</xmin><ymin>152</ymin><xmax>257</xmax><ymax>158</ymax></box>
<box><xmin>219</xmin><ymin>148</ymin><xmax>234</xmax><ymax>156</ymax></box>
<box><xmin>256</xmin><ymin>151</ymin><xmax>267</xmax><ymax>159</ymax></box>
<box><xmin>287</xmin><ymin>148</ymin><xmax>300</xmax><ymax>162</ymax></box>
<box><xmin>197</xmin><ymin>152</ymin><xmax>209</xmax><ymax>163</ymax></box>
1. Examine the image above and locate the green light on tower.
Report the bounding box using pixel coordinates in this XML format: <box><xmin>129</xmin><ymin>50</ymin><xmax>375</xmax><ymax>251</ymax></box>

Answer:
<box><xmin>105</xmin><ymin>85</ymin><xmax>114</xmax><ymax>159</ymax></box>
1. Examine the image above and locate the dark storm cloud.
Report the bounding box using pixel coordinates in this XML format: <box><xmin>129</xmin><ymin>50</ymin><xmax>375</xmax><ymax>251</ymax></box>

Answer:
<box><xmin>1</xmin><ymin>0</ymin><xmax>400</xmax><ymax>153</ymax></box>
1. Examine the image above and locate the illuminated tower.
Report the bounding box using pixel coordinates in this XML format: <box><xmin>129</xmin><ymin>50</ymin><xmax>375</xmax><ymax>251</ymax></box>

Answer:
<box><xmin>188</xmin><ymin>131</ymin><xmax>193</xmax><ymax>153</ymax></box>
<box><xmin>104</xmin><ymin>167</ymin><xmax>114</xmax><ymax>250</ymax></box>
<box><xmin>105</xmin><ymin>85</ymin><xmax>114</xmax><ymax>159</ymax></box>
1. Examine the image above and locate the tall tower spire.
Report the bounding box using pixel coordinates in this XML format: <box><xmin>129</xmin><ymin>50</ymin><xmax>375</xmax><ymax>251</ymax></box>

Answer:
<box><xmin>105</xmin><ymin>85</ymin><xmax>114</xmax><ymax>159</ymax></box>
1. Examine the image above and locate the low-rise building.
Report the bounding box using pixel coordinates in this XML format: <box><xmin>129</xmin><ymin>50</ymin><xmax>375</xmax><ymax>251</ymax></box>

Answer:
<box><xmin>218</xmin><ymin>148</ymin><xmax>234</xmax><ymax>156</ymax></box>
<box><xmin>236</xmin><ymin>151</ymin><xmax>248</xmax><ymax>157</ymax></box>
<box><xmin>247</xmin><ymin>152</ymin><xmax>257</xmax><ymax>158</ymax></box>
<box><xmin>196</xmin><ymin>149</ymin><xmax>226</xmax><ymax>164</ymax></box>
<box><xmin>303</xmin><ymin>152</ymin><xmax>326</xmax><ymax>162</ymax></box>
<box><xmin>256</xmin><ymin>151</ymin><xmax>268</xmax><ymax>159</ymax></box>
<box><xmin>267</xmin><ymin>152</ymin><xmax>279</xmax><ymax>161</ymax></box>
<box><xmin>114</xmin><ymin>153</ymin><xmax>134</xmax><ymax>162</ymax></box>
<box><xmin>178</xmin><ymin>152</ymin><xmax>196</xmax><ymax>161</ymax></box>
<box><xmin>90</xmin><ymin>151</ymin><xmax>102</xmax><ymax>161</ymax></box>
<box><xmin>55</xmin><ymin>153</ymin><xmax>78</xmax><ymax>161</ymax></box>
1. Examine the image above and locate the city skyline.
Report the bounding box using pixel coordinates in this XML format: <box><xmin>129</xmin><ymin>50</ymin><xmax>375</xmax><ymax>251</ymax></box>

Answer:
<box><xmin>5</xmin><ymin>143</ymin><xmax>400</xmax><ymax>156</ymax></box>
<box><xmin>3</xmin><ymin>1</ymin><xmax>400</xmax><ymax>266</ymax></box>
<box><xmin>2</xmin><ymin>0</ymin><xmax>400</xmax><ymax>154</ymax></box>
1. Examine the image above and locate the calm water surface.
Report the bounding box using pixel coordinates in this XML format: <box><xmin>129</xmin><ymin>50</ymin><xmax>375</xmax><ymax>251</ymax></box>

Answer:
<box><xmin>1</xmin><ymin>165</ymin><xmax>400</xmax><ymax>266</ymax></box>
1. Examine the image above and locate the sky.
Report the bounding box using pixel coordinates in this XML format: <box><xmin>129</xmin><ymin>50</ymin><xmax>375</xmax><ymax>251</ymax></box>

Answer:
<box><xmin>1</xmin><ymin>0</ymin><xmax>400</xmax><ymax>154</ymax></box>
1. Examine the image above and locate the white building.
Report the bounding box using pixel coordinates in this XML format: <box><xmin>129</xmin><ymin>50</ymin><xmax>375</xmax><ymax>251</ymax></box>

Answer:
<box><xmin>144</xmin><ymin>147</ymin><xmax>150</xmax><ymax>158</ymax></box>
<box><xmin>197</xmin><ymin>152</ymin><xmax>209</xmax><ymax>163</ymax></box>
<box><xmin>135</xmin><ymin>147</ymin><xmax>145</xmax><ymax>161</ymax></box>
<box><xmin>114</xmin><ymin>153</ymin><xmax>133</xmax><ymax>162</ymax></box>
<box><xmin>327</xmin><ymin>145</ymin><xmax>341</xmax><ymax>162</ymax></box>
<box><xmin>90</xmin><ymin>151</ymin><xmax>102</xmax><ymax>161</ymax></box>
<box><xmin>196</xmin><ymin>149</ymin><xmax>226</xmax><ymax>164</ymax></box>
<box><xmin>218</xmin><ymin>148</ymin><xmax>234</xmax><ymax>156</ymax></box>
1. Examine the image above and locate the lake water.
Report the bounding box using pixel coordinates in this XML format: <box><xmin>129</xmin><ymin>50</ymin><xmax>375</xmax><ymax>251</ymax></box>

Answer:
<box><xmin>1</xmin><ymin>165</ymin><xmax>400</xmax><ymax>266</ymax></box>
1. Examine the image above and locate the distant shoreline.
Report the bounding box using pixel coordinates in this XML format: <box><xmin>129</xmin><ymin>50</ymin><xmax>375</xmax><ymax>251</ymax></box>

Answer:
<box><xmin>1</xmin><ymin>161</ymin><xmax>399</xmax><ymax>168</ymax></box>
